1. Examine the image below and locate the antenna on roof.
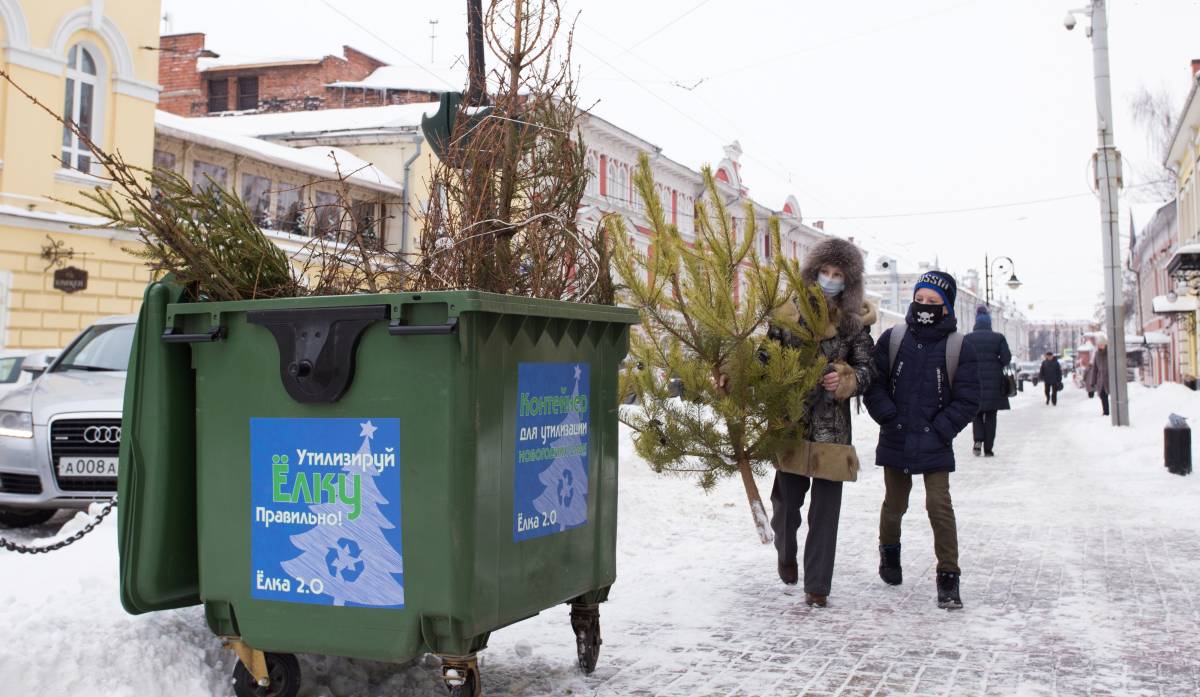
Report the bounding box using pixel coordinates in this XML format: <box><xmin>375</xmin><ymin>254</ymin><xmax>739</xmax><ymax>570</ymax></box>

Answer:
<box><xmin>429</xmin><ymin>19</ymin><xmax>439</xmax><ymax>64</ymax></box>
<box><xmin>162</xmin><ymin>12</ymin><xmax>173</xmax><ymax>34</ymax></box>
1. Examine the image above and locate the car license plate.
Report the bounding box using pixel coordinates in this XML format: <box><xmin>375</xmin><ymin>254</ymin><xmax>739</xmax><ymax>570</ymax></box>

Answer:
<box><xmin>57</xmin><ymin>457</ymin><xmax>118</xmax><ymax>478</ymax></box>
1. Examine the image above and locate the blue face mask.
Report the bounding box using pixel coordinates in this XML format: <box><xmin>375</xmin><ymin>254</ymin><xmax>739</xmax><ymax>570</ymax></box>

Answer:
<box><xmin>818</xmin><ymin>273</ymin><xmax>845</xmax><ymax>297</ymax></box>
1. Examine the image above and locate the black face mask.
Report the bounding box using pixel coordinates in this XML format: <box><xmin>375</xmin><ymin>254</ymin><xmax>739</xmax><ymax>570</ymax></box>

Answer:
<box><xmin>910</xmin><ymin>302</ymin><xmax>941</xmax><ymax>326</ymax></box>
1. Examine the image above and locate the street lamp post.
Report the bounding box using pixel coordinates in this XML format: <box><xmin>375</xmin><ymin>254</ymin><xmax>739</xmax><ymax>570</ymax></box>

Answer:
<box><xmin>984</xmin><ymin>254</ymin><xmax>1022</xmax><ymax>306</ymax></box>
<box><xmin>1065</xmin><ymin>0</ymin><xmax>1130</xmax><ymax>426</ymax></box>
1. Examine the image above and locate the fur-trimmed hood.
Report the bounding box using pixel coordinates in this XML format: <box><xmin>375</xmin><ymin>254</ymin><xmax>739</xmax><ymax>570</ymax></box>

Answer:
<box><xmin>801</xmin><ymin>237</ymin><xmax>866</xmax><ymax>336</ymax></box>
<box><xmin>822</xmin><ymin>299</ymin><xmax>878</xmax><ymax>339</ymax></box>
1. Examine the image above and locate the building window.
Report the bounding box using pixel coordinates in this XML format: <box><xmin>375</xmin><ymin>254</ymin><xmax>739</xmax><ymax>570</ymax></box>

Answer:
<box><xmin>61</xmin><ymin>44</ymin><xmax>98</xmax><ymax>173</ymax></box>
<box><xmin>275</xmin><ymin>185</ymin><xmax>306</xmax><ymax>234</ymax></box>
<box><xmin>617</xmin><ymin>167</ymin><xmax>628</xmax><ymax>204</ymax></box>
<box><xmin>153</xmin><ymin>149</ymin><xmax>177</xmax><ymax>173</ymax></box>
<box><xmin>192</xmin><ymin>161</ymin><xmax>229</xmax><ymax>195</ymax></box>
<box><xmin>313</xmin><ymin>191</ymin><xmax>341</xmax><ymax>239</ymax></box>
<box><xmin>351</xmin><ymin>200</ymin><xmax>382</xmax><ymax>248</ymax></box>
<box><xmin>207</xmin><ymin>78</ymin><xmax>229</xmax><ymax>113</ymax></box>
<box><xmin>585</xmin><ymin>154</ymin><xmax>599</xmax><ymax>196</ymax></box>
<box><xmin>606</xmin><ymin>162</ymin><xmax>617</xmax><ymax>200</ymax></box>
<box><xmin>240</xmin><ymin>174</ymin><xmax>272</xmax><ymax>227</ymax></box>
<box><xmin>236</xmin><ymin>76</ymin><xmax>259</xmax><ymax>111</ymax></box>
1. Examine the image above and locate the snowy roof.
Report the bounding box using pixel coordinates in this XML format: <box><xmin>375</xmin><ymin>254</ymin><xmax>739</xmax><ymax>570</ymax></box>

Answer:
<box><xmin>198</xmin><ymin>54</ymin><xmax>323</xmax><ymax>72</ymax></box>
<box><xmin>1152</xmin><ymin>294</ymin><xmax>1199</xmax><ymax>314</ymax></box>
<box><xmin>176</xmin><ymin>103</ymin><xmax>438</xmax><ymax>140</ymax></box>
<box><xmin>326</xmin><ymin>65</ymin><xmax>464</xmax><ymax>93</ymax></box>
<box><xmin>155</xmin><ymin>111</ymin><xmax>402</xmax><ymax>194</ymax></box>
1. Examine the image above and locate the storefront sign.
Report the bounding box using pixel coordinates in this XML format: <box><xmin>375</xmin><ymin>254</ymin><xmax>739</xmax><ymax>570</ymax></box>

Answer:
<box><xmin>52</xmin><ymin>266</ymin><xmax>88</xmax><ymax>294</ymax></box>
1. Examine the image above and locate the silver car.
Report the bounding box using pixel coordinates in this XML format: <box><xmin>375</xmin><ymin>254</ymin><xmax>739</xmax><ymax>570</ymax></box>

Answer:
<box><xmin>0</xmin><ymin>315</ymin><xmax>135</xmax><ymax>528</ymax></box>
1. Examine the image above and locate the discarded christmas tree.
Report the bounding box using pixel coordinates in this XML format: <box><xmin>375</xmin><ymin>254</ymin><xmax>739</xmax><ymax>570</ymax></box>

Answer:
<box><xmin>611</xmin><ymin>154</ymin><xmax>829</xmax><ymax>544</ymax></box>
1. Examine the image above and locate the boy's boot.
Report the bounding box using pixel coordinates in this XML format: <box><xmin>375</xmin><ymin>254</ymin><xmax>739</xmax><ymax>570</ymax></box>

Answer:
<box><xmin>972</xmin><ymin>442</ymin><xmax>982</xmax><ymax>456</ymax></box>
<box><xmin>878</xmin><ymin>544</ymin><xmax>902</xmax><ymax>585</ymax></box>
<box><xmin>937</xmin><ymin>571</ymin><xmax>962</xmax><ymax>610</ymax></box>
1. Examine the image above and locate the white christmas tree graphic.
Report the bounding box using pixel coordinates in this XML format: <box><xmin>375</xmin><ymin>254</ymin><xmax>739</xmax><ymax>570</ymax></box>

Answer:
<box><xmin>530</xmin><ymin>364</ymin><xmax>589</xmax><ymax>531</ymax></box>
<box><xmin>281</xmin><ymin>420</ymin><xmax>405</xmax><ymax>607</ymax></box>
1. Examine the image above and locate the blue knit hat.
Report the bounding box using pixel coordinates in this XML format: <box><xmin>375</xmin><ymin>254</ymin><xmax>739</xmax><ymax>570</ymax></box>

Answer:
<box><xmin>914</xmin><ymin>270</ymin><xmax>957</xmax><ymax>315</ymax></box>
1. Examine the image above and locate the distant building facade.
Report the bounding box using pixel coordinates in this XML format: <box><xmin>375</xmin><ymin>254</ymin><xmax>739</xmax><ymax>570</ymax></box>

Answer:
<box><xmin>866</xmin><ymin>261</ymin><xmax>1030</xmax><ymax>361</ymax></box>
<box><xmin>157</xmin><ymin>33</ymin><xmax>442</xmax><ymax>117</ymax></box>
<box><xmin>1130</xmin><ymin>200</ymin><xmax>1188</xmax><ymax>385</ymax></box>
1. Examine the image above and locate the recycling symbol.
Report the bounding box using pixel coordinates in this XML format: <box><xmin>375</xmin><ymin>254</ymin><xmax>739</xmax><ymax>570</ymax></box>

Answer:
<box><xmin>557</xmin><ymin>469</ymin><xmax>575</xmax><ymax>508</ymax></box>
<box><xmin>325</xmin><ymin>537</ymin><xmax>365</xmax><ymax>583</ymax></box>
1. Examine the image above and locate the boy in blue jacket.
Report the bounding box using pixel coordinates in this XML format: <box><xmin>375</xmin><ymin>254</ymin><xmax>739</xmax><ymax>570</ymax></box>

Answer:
<box><xmin>864</xmin><ymin>271</ymin><xmax>980</xmax><ymax>609</ymax></box>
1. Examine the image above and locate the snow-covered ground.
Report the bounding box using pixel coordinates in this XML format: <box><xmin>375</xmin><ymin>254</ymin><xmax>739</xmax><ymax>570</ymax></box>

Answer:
<box><xmin>1</xmin><ymin>382</ymin><xmax>1198</xmax><ymax>697</ymax></box>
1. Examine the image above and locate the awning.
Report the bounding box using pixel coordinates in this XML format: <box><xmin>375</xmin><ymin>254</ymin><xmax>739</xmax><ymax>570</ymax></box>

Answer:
<box><xmin>1144</xmin><ymin>331</ymin><xmax>1171</xmax><ymax>346</ymax></box>
<box><xmin>1167</xmin><ymin>243</ymin><xmax>1200</xmax><ymax>276</ymax></box>
<box><xmin>1153</xmin><ymin>294</ymin><xmax>1199</xmax><ymax>313</ymax></box>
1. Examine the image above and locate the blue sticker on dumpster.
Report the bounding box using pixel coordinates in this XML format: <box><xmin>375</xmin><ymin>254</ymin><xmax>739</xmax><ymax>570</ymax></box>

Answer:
<box><xmin>514</xmin><ymin>362</ymin><xmax>590</xmax><ymax>541</ymax></box>
<box><xmin>250</xmin><ymin>418</ymin><xmax>404</xmax><ymax>608</ymax></box>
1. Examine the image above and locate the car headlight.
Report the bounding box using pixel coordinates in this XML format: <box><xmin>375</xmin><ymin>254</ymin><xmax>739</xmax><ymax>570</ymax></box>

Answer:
<box><xmin>0</xmin><ymin>410</ymin><xmax>33</xmax><ymax>439</ymax></box>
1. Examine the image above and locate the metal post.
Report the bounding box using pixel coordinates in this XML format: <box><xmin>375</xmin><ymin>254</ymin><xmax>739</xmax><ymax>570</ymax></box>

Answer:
<box><xmin>465</xmin><ymin>0</ymin><xmax>486</xmax><ymax>106</ymax></box>
<box><xmin>985</xmin><ymin>254</ymin><xmax>992</xmax><ymax>305</ymax></box>
<box><xmin>1089</xmin><ymin>0</ymin><xmax>1130</xmax><ymax>425</ymax></box>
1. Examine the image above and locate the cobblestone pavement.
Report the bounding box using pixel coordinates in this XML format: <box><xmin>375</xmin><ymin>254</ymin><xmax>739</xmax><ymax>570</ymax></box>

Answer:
<box><xmin>473</xmin><ymin>386</ymin><xmax>1200</xmax><ymax>697</ymax></box>
<box><xmin>3</xmin><ymin>386</ymin><xmax>1197</xmax><ymax>697</ymax></box>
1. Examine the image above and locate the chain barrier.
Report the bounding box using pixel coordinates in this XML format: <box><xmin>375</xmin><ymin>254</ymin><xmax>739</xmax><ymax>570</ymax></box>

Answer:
<box><xmin>0</xmin><ymin>496</ymin><xmax>117</xmax><ymax>554</ymax></box>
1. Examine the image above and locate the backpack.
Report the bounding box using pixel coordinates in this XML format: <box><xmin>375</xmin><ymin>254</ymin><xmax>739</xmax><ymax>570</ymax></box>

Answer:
<box><xmin>888</xmin><ymin>327</ymin><xmax>964</xmax><ymax>387</ymax></box>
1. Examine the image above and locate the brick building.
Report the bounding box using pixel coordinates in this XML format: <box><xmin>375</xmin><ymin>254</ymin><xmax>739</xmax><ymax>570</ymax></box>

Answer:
<box><xmin>157</xmin><ymin>33</ymin><xmax>444</xmax><ymax>116</ymax></box>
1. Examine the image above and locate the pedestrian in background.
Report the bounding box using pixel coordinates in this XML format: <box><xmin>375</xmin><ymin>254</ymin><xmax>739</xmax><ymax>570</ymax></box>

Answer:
<box><xmin>965</xmin><ymin>305</ymin><xmax>1011</xmax><ymax>457</ymax></box>
<box><xmin>1084</xmin><ymin>338</ymin><xmax>1110</xmax><ymax>416</ymax></box>
<box><xmin>764</xmin><ymin>238</ymin><xmax>876</xmax><ymax>609</ymax></box>
<box><xmin>1039</xmin><ymin>352</ymin><xmax>1063</xmax><ymax>406</ymax></box>
<box><xmin>864</xmin><ymin>271</ymin><xmax>980</xmax><ymax>610</ymax></box>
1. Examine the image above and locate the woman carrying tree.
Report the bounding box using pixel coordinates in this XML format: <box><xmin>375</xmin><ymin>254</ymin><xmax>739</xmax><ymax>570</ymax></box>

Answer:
<box><xmin>767</xmin><ymin>238</ymin><xmax>877</xmax><ymax>608</ymax></box>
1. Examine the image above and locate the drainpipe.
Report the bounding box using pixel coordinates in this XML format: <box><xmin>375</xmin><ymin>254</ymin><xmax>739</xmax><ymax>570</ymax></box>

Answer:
<box><xmin>399</xmin><ymin>135</ymin><xmax>424</xmax><ymax>255</ymax></box>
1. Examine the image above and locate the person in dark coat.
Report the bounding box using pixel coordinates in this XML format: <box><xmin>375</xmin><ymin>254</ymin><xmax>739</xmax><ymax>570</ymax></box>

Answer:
<box><xmin>1039</xmin><ymin>352</ymin><xmax>1063</xmax><ymax>406</ymax></box>
<box><xmin>965</xmin><ymin>305</ymin><xmax>1011</xmax><ymax>457</ymax></box>
<box><xmin>1084</xmin><ymin>338</ymin><xmax>1110</xmax><ymax>416</ymax></box>
<box><xmin>864</xmin><ymin>271</ymin><xmax>980</xmax><ymax>610</ymax></box>
<box><xmin>764</xmin><ymin>237</ymin><xmax>876</xmax><ymax>609</ymax></box>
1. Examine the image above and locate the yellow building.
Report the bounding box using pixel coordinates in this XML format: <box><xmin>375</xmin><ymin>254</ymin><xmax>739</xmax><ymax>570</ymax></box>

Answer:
<box><xmin>1164</xmin><ymin>65</ymin><xmax>1200</xmax><ymax>381</ymax></box>
<box><xmin>0</xmin><ymin>0</ymin><xmax>161</xmax><ymax>348</ymax></box>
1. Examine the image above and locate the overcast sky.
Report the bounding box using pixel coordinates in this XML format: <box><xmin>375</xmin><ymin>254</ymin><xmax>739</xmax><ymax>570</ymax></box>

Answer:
<box><xmin>159</xmin><ymin>0</ymin><xmax>1200</xmax><ymax>320</ymax></box>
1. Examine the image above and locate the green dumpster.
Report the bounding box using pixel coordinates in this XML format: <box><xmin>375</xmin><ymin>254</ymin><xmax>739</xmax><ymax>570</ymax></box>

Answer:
<box><xmin>118</xmin><ymin>282</ymin><xmax>637</xmax><ymax>696</ymax></box>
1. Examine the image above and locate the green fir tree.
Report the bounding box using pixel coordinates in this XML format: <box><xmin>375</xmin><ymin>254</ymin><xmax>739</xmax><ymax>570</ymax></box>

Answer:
<box><xmin>610</xmin><ymin>153</ymin><xmax>830</xmax><ymax>544</ymax></box>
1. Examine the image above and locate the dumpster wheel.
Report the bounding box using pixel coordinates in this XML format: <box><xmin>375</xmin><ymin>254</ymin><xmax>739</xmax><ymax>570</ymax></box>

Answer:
<box><xmin>570</xmin><ymin>602</ymin><xmax>602</xmax><ymax>674</ymax></box>
<box><xmin>440</xmin><ymin>654</ymin><xmax>481</xmax><ymax>697</ymax></box>
<box><xmin>231</xmin><ymin>651</ymin><xmax>301</xmax><ymax>697</ymax></box>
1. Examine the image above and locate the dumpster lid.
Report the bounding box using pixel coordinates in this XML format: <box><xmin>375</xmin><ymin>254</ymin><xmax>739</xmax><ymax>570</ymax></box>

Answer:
<box><xmin>166</xmin><ymin>290</ymin><xmax>641</xmax><ymax>325</ymax></box>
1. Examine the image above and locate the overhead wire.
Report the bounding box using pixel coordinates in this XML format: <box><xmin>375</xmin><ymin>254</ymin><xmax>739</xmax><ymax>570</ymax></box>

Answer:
<box><xmin>704</xmin><ymin>0</ymin><xmax>983</xmax><ymax>82</ymax></box>
<box><xmin>317</xmin><ymin>0</ymin><xmax>460</xmax><ymax>90</ymax></box>
<box><xmin>617</xmin><ymin>0</ymin><xmax>716</xmax><ymax>56</ymax></box>
<box><xmin>574</xmin><ymin>19</ymin><xmax>850</xmax><ymax>225</ymax></box>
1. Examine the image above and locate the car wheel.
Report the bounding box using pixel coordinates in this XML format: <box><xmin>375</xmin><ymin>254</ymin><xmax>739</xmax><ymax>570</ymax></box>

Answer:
<box><xmin>0</xmin><ymin>506</ymin><xmax>57</xmax><ymax>528</ymax></box>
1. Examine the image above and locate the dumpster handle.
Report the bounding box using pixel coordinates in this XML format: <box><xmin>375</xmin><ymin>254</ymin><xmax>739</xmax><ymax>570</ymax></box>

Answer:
<box><xmin>161</xmin><ymin>326</ymin><xmax>225</xmax><ymax>343</ymax></box>
<box><xmin>388</xmin><ymin>317</ymin><xmax>459</xmax><ymax>336</ymax></box>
